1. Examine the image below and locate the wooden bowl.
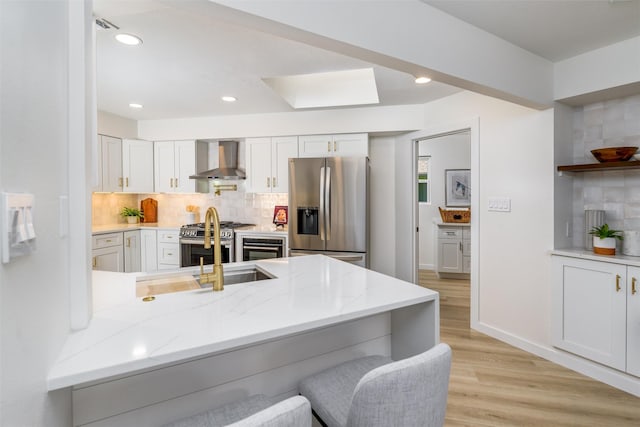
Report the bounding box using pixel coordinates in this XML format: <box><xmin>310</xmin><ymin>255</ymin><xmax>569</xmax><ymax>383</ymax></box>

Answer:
<box><xmin>590</xmin><ymin>147</ymin><xmax>638</xmax><ymax>163</ymax></box>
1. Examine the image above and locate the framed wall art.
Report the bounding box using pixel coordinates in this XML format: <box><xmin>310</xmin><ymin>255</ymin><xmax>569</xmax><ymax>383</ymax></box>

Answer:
<box><xmin>445</xmin><ymin>169</ymin><xmax>471</xmax><ymax>207</ymax></box>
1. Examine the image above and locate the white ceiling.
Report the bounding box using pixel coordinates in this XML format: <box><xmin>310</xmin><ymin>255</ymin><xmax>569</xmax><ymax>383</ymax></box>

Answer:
<box><xmin>95</xmin><ymin>0</ymin><xmax>640</xmax><ymax>121</ymax></box>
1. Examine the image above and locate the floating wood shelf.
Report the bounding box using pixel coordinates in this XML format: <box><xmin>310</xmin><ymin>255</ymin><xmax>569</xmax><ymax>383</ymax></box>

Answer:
<box><xmin>557</xmin><ymin>160</ymin><xmax>640</xmax><ymax>173</ymax></box>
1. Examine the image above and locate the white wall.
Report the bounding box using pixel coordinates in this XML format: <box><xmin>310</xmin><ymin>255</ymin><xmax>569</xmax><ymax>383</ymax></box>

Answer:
<box><xmin>418</xmin><ymin>132</ymin><xmax>471</xmax><ymax>269</ymax></box>
<box><xmin>97</xmin><ymin>110</ymin><xmax>138</xmax><ymax>139</ymax></box>
<box><xmin>0</xmin><ymin>1</ymin><xmax>73</xmax><ymax>425</ymax></box>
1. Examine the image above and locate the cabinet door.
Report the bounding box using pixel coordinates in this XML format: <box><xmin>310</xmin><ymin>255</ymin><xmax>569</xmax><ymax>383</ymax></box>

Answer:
<box><xmin>123</xmin><ymin>139</ymin><xmax>154</xmax><ymax>193</ymax></box>
<box><xmin>140</xmin><ymin>229</ymin><xmax>158</xmax><ymax>273</ymax></box>
<box><xmin>332</xmin><ymin>133</ymin><xmax>368</xmax><ymax>157</ymax></box>
<box><xmin>246</xmin><ymin>137</ymin><xmax>272</xmax><ymax>193</ymax></box>
<box><xmin>627</xmin><ymin>266</ymin><xmax>640</xmax><ymax>377</ymax></box>
<box><xmin>154</xmin><ymin>141</ymin><xmax>175</xmax><ymax>193</ymax></box>
<box><xmin>271</xmin><ymin>136</ymin><xmax>298</xmax><ymax>192</ymax></box>
<box><xmin>437</xmin><ymin>239</ymin><xmax>462</xmax><ymax>273</ymax></box>
<box><xmin>124</xmin><ymin>230</ymin><xmax>141</xmax><ymax>273</ymax></box>
<box><xmin>298</xmin><ymin>134</ymin><xmax>333</xmax><ymax>158</ymax></box>
<box><xmin>92</xmin><ymin>245</ymin><xmax>124</xmax><ymax>272</ymax></box>
<box><xmin>551</xmin><ymin>257</ymin><xmax>627</xmax><ymax>370</ymax></box>
<box><xmin>174</xmin><ymin>140</ymin><xmax>196</xmax><ymax>193</ymax></box>
<box><xmin>101</xmin><ymin>135</ymin><xmax>123</xmax><ymax>192</ymax></box>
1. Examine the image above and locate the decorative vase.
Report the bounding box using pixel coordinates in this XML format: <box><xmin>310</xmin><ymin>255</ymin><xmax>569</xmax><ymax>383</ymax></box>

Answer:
<box><xmin>593</xmin><ymin>236</ymin><xmax>616</xmax><ymax>255</ymax></box>
<box><xmin>127</xmin><ymin>216</ymin><xmax>138</xmax><ymax>224</ymax></box>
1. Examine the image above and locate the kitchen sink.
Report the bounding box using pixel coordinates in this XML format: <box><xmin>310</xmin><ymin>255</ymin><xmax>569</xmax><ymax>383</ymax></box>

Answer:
<box><xmin>197</xmin><ymin>267</ymin><xmax>272</xmax><ymax>288</ymax></box>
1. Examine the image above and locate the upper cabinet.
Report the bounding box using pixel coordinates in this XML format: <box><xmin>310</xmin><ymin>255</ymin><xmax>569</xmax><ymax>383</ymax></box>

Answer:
<box><xmin>122</xmin><ymin>139</ymin><xmax>154</xmax><ymax>193</ymax></box>
<box><xmin>101</xmin><ymin>135</ymin><xmax>123</xmax><ymax>192</ymax></box>
<box><xmin>298</xmin><ymin>133</ymin><xmax>368</xmax><ymax>158</ymax></box>
<box><xmin>154</xmin><ymin>140</ymin><xmax>202</xmax><ymax>193</ymax></box>
<box><xmin>246</xmin><ymin>136</ymin><xmax>298</xmax><ymax>193</ymax></box>
<box><xmin>94</xmin><ymin>135</ymin><xmax>153</xmax><ymax>193</ymax></box>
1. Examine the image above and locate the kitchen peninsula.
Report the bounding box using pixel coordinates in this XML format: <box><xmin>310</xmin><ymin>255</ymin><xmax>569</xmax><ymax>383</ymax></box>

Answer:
<box><xmin>48</xmin><ymin>255</ymin><xmax>439</xmax><ymax>427</ymax></box>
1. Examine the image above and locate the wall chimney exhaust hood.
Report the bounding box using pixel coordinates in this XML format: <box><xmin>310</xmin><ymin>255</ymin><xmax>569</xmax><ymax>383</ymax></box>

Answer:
<box><xmin>190</xmin><ymin>140</ymin><xmax>246</xmax><ymax>180</ymax></box>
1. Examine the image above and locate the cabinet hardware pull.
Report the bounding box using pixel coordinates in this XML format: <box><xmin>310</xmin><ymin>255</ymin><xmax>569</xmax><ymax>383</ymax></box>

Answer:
<box><xmin>105</xmin><ymin>239</ymin><xmax>112</xmax><ymax>243</ymax></box>
<box><xmin>170</xmin><ymin>178</ymin><xmax>173</xmax><ymax>187</ymax></box>
<box><xmin>126</xmin><ymin>237</ymin><xmax>130</xmax><ymax>248</ymax></box>
<box><xmin>334</xmin><ymin>141</ymin><xmax>337</xmax><ymax>152</ymax></box>
<box><xmin>267</xmin><ymin>177</ymin><xmax>270</xmax><ymax>187</ymax></box>
<box><xmin>126</xmin><ymin>177</ymin><xmax>129</xmax><ymax>187</ymax></box>
<box><xmin>327</xmin><ymin>141</ymin><xmax>331</xmax><ymax>152</ymax></box>
<box><xmin>118</xmin><ymin>177</ymin><xmax>123</xmax><ymax>187</ymax></box>
<box><xmin>616</xmin><ymin>274</ymin><xmax>621</xmax><ymax>292</ymax></box>
<box><xmin>92</xmin><ymin>257</ymin><xmax>97</xmax><ymax>268</ymax></box>
<box><xmin>272</xmin><ymin>177</ymin><xmax>276</xmax><ymax>187</ymax></box>
<box><xmin>633</xmin><ymin>277</ymin><xmax>637</xmax><ymax>295</ymax></box>
<box><xmin>459</xmin><ymin>242</ymin><xmax>463</xmax><ymax>251</ymax></box>
<box><xmin>167</xmin><ymin>252</ymin><xmax>173</xmax><ymax>256</ymax></box>
<box><xmin>175</xmin><ymin>178</ymin><xmax>178</xmax><ymax>187</ymax></box>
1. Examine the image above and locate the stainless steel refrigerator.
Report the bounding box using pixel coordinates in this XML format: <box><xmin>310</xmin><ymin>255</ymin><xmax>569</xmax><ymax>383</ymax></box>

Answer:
<box><xmin>288</xmin><ymin>157</ymin><xmax>369</xmax><ymax>267</ymax></box>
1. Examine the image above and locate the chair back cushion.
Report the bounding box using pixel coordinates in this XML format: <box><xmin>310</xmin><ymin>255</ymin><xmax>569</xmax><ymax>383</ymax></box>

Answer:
<box><xmin>227</xmin><ymin>395</ymin><xmax>311</xmax><ymax>427</ymax></box>
<box><xmin>346</xmin><ymin>343</ymin><xmax>452</xmax><ymax>427</ymax></box>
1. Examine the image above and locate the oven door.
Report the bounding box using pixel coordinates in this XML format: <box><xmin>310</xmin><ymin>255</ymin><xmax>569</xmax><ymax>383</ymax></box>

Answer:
<box><xmin>180</xmin><ymin>239</ymin><xmax>232</xmax><ymax>267</ymax></box>
<box><xmin>242</xmin><ymin>237</ymin><xmax>285</xmax><ymax>261</ymax></box>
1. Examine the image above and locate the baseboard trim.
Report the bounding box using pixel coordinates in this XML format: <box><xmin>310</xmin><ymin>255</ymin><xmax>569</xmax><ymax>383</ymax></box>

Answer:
<box><xmin>472</xmin><ymin>320</ymin><xmax>640</xmax><ymax>397</ymax></box>
<box><xmin>419</xmin><ymin>263</ymin><xmax>434</xmax><ymax>270</ymax></box>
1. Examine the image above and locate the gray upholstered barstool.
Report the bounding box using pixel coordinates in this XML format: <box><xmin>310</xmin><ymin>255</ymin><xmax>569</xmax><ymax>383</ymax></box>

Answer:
<box><xmin>163</xmin><ymin>395</ymin><xmax>311</xmax><ymax>427</ymax></box>
<box><xmin>298</xmin><ymin>343</ymin><xmax>452</xmax><ymax>427</ymax></box>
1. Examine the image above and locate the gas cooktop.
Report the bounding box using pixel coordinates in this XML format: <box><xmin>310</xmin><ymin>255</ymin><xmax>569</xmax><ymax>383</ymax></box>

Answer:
<box><xmin>179</xmin><ymin>222</ymin><xmax>255</xmax><ymax>239</ymax></box>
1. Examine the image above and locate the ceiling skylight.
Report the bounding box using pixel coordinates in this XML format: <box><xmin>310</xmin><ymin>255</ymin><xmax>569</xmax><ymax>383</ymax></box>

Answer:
<box><xmin>262</xmin><ymin>68</ymin><xmax>379</xmax><ymax>109</ymax></box>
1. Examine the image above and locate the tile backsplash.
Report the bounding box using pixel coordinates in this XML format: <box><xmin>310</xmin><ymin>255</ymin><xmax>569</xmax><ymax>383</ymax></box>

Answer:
<box><xmin>571</xmin><ymin>94</ymin><xmax>640</xmax><ymax>247</ymax></box>
<box><xmin>92</xmin><ymin>182</ymin><xmax>288</xmax><ymax>227</ymax></box>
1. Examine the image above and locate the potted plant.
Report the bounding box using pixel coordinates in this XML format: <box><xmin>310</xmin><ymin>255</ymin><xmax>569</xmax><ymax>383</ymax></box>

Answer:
<box><xmin>589</xmin><ymin>224</ymin><xmax>623</xmax><ymax>255</ymax></box>
<box><xmin>121</xmin><ymin>207</ymin><xmax>144</xmax><ymax>224</ymax></box>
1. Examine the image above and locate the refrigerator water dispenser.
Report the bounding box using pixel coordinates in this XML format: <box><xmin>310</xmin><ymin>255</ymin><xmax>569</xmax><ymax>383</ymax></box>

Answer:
<box><xmin>297</xmin><ymin>208</ymin><xmax>318</xmax><ymax>235</ymax></box>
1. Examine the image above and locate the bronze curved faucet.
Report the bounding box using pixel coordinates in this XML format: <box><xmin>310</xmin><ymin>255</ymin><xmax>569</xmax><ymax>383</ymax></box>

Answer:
<box><xmin>199</xmin><ymin>207</ymin><xmax>224</xmax><ymax>291</ymax></box>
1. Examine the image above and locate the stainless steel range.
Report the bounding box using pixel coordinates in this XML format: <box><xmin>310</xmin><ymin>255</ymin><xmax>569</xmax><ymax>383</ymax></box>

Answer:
<box><xmin>179</xmin><ymin>221</ymin><xmax>254</xmax><ymax>267</ymax></box>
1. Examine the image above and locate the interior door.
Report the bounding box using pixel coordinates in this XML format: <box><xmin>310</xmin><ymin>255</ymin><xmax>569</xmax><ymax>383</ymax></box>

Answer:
<box><xmin>325</xmin><ymin>157</ymin><xmax>368</xmax><ymax>253</ymax></box>
<box><xmin>288</xmin><ymin>157</ymin><xmax>325</xmax><ymax>251</ymax></box>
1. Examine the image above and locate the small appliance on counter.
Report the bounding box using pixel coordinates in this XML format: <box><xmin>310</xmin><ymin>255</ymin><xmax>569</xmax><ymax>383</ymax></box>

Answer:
<box><xmin>141</xmin><ymin>198</ymin><xmax>157</xmax><ymax>223</ymax></box>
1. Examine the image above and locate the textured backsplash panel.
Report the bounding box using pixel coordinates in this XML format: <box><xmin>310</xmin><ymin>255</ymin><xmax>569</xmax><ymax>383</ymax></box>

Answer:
<box><xmin>92</xmin><ymin>185</ymin><xmax>288</xmax><ymax>227</ymax></box>
<box><xmin>572</xmin><ymin>94</ymin><xmax>640</xmax><ymax>248</ymax></box>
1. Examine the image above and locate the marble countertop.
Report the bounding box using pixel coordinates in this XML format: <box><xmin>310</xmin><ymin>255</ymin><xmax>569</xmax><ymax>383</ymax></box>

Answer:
<box><xmin>47</xmin><ymin>255</ymin><xmax>437</xmax><ymax>391</ymax></box>
<box><xmin>551</xmin><ymin>248</ymin><xmax>640</xmax><ymax>267</ymax></box>
<box><xmin>92</xmin><ymin>223</ymin><xmax>183</xmax><ymax>234</ymax></box>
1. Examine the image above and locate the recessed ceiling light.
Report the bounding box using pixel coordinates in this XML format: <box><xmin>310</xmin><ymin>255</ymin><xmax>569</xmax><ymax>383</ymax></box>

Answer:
<box><xmin>415</xmin><ymin>76</ymin><xmax>432</xmax><ymax>84</ymax></box>
<box><xmin>221</xmin><ymin>96</ymin><xmax>237</xmax><ymax>102</ymax></box>
<box><xmin>115</xmin><ymin>33</ymin><xmax>143</xmax><ymax>46</ymax></box>
<box><xmin>129</xmin><ymin>103</ymin><xmax>143</xmax><ymax>109</ymax></box>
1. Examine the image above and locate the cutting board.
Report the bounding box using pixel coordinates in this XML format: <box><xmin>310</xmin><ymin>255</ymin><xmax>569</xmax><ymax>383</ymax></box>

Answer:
<box><xmin>141</xmin><ymin>198</ymin><xmax>157</xmax><ymax>223</ymax></box>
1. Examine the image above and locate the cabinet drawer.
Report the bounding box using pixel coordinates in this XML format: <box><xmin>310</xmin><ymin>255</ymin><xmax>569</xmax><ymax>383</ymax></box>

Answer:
<box><xmin>158</xmin><ymin>243</ymin><xmax>179</xmax><ymax>265</ymax></box>
<box><xmin>438</xmin><ymin>227</ymin><xmax>462</xmax><ymax>239</ymax></box>
<box><xmin>158</xmin><ymin>230</ymin><xmax>179</xmax><ymax>243</ymax></box>
<box><xmin>92</xmin><ymin>232</ymin><xmax>123</xmax><ymax>249</ymax></box>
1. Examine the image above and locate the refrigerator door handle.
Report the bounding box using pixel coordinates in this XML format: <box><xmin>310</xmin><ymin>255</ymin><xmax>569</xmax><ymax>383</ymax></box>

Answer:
<box><xmin>325</xmin><ymin>166</ymin><xmax>331</xmax><ymax>241</ymax></box>
<box><xmin>319</xmin><ymin>166</ymin><xmax>326</xmax><ymax>241</ymax></box>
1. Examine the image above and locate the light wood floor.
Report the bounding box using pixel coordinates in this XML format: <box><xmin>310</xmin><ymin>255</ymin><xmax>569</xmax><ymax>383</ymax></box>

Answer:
<box><xmin>419</xmin><ymin>270</ymin><xmax>640</xmax><ymax>427</ymax></box>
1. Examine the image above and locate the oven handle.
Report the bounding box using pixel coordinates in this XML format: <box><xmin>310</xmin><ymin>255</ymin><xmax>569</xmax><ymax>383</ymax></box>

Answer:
<box><xmin>243</xmin><ymin>245</ymin><xmax>281</xmax><ymax>252</ymax></box>
<box><xmin>180</xmin><ymin>238</ymin><xmax>232</xmax><ymax>246</ymax></box>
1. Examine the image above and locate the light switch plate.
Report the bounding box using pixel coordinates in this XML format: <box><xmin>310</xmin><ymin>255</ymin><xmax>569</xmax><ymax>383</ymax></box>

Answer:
<box><xmin>488</xmin><ymin>196</ymin><xmax>511</xmax><ymax>212</ymax></box>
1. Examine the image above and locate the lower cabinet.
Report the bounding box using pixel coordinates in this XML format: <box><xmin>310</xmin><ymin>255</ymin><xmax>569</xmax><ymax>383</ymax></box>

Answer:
<box><xmin>124</xmin><ymin>230</ymin><xmax>141</xmax><ymax>273</ymax></box>
<box><xmin>435</xmin><ymin>224</ymin><xmax>470</xmax><ymax>276</ymax></box>
<box><xmin>552</xmin><ymin>255</ymin><xmax>640</xmax><ymax>377</ymax></box>
<box><xmin>157</xmin><ymin>229</ymin><xmax>180</xmax><ymax>270</ymax></box>
<box><xmin>140</xmin><ymin>229</ymin><xmax>158</xmax><ymax>272</ymax></box>
<box><xmin>92</xmin><ymin>232</ymin><xmax>124</xmax><ymax>272</ymax></box>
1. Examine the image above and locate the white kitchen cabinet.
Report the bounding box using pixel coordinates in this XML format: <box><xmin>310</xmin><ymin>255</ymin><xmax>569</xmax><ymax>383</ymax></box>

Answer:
<box><xmin>92</xmin><ymin>232</ymin><xmax>124</xmax><ymax>272</ymax></box>
<box><xmin>552</xmin><ymin>255</ymin><xmax>640</xmax><ymax>376</ymax></box>
<box><xmin>298</xmin><ymin>133</ymin><xmax>368</xmax><ymax>158</ymax></box>
<box><xmin>627</xmin><ymin>266</ymin><xmax>640</xmax><ymax>377</ymax></box>
<box><xmin>154</xmin><ymin>140</ymin><xmax>201</xmax><ymax>193</ymax></box>
<box><xmin>157</xmin><ymin>229</ymin><xmax>180</xmax><ymax>270</ymax></box>
<box><xmin>101</xmin><ymin>135</ymin><xmax>123</xmax><ymax>192</ymax></box>
<box><xmin>141</xmin><ymin>229</ymin><xmax>158</xmax><ymax>273</ymax></box>
<box><xmin>122</xmin><ymin>139</ymin><xmax>154</xmax><ymax>193</ymax></box>
<box><xmin>435</xmin><ymin>224</ymin><xmax>471</xmax><ymax>276</ymax></box>
<box><xmin>246</xmin><ymin>136</ymin><xmax>298</xmax><ymax>193</ymax></box>
<box><xmin>123</xmin><ymin>230</ymin><xmax>141</xmax><ymax>273</ymax></box>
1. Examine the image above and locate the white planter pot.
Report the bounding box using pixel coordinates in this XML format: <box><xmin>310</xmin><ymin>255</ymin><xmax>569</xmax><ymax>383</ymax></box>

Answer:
<box><xmin>593</xmin><ymin>236</ymin><xmax>616</xmax><ymax>255</ymax></box>
<box><xmin>126</xmin><ymin>216</ymin><xmax>138</xmax><ymax>224</ymax></box>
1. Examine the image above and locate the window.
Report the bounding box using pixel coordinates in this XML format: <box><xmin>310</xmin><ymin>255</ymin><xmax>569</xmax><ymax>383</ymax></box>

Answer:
<box><xmin>418</xmin><ymin>156</ymin><xmax>430</xmax><ymax>203</ymax></box>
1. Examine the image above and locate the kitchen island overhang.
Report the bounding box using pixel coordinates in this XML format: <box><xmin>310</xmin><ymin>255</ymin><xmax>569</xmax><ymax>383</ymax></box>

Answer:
<box><xmin>48</xmin><ymin>255</ymin><xmax>439</xmax><ymax>426</ymax></box>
